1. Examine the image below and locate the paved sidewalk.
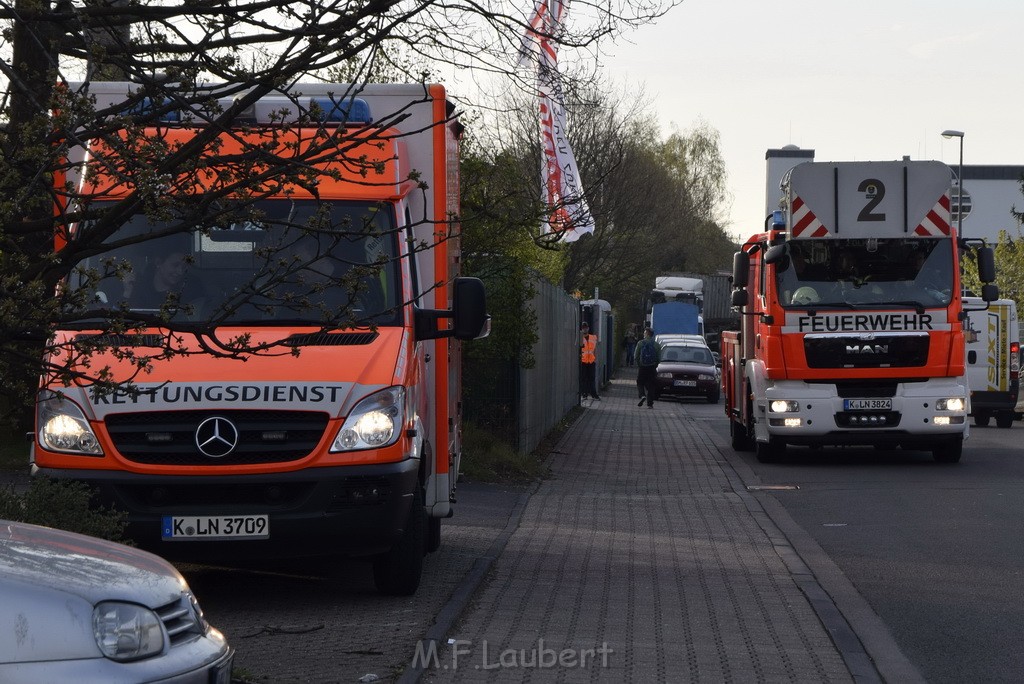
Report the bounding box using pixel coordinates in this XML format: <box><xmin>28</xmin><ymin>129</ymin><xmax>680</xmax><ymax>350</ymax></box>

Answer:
<box><xmin>416</xmin><ymin>372</ymin><xmax>875</xmax><ymax>683</ymax></box>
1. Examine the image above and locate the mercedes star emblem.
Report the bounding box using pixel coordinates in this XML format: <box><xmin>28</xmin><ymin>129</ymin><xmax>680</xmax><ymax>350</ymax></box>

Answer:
<box><xmin>194</xmin><ymin>416</ymin><xmax>240</xmax><ymax>458</ymax></box>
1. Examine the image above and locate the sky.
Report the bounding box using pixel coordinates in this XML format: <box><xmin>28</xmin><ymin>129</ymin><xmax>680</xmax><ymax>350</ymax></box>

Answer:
<box><xmin>599</xmin><ymin>0</ymin><xmax>1024</xmax><ymax>242</ymax></box>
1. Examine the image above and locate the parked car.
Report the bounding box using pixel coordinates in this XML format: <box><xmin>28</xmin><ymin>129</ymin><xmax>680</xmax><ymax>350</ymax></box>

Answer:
<box><xmin>654</xmin><ymin>341</ymin><xmax>720</xmax><ymax>403</ymax></box>
<box><xmin>0</xmin><ymin>518</ymin><xmax>233</xmax><ymax>684</ymax></box>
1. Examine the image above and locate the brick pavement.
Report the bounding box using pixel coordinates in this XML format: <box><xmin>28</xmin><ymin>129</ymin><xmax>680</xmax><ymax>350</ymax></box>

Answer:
<box><xmin>415</xmin><ymin>373</ymin><xmax>869</xmax><ymax>683</ymax></box>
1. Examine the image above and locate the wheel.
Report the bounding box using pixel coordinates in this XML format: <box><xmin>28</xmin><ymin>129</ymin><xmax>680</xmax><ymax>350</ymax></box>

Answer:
<box><xmin>974</xmin><ymin>412</ymin><xmax>991</xmax><ymax>427</ymax></box>
<box><xmin>373</xmin><ymin>486</ymin><xmax>426</xmax><ymax>595</ymax></box>
<box><xmin>426</xmin><ymin>516</ymin><xmax>441</xmax><ymax>553</ymax></box>
<box><xmin>932</xmin><ymin>437</ymin><xmax>963</xmax><ymax>464</ymax></box>
<box><xmin>996</xmin><ymin>413</ymin><xmax>1015</xmax><ymax>429</ymax></box>
<box><xmin>730</xmin><ymin>417</ymin><xmax>754</xmax><ymax>452</ymax></box>
<box><xmin>755</xmin><ymin>437</ymin><xmax>784</xmax><ymax>464</ymax></box>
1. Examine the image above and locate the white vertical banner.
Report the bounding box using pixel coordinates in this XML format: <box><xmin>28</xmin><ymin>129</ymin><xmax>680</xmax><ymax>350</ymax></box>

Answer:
<box><xmin>520</xmin><ymin>0</ymin><xmax>595</xmax><ymax>243</ymax></box>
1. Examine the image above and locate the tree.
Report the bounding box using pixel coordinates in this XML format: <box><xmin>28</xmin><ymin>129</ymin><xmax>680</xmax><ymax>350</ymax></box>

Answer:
<box><xmin>0</xmin><ymin>0</ymin><xmax>679</xmax><ymax>426</ymax></box>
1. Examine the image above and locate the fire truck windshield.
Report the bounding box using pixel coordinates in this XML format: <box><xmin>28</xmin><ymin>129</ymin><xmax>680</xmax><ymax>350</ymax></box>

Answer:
<box><xmin>67</xmin><ymin>199</ymin><xmax>402</xmax><ymax>327</ymax></box>
<box><xmin>777</xmin><ymin>238</ymin><xmax>953</xmax><ymax>309</ymax></box>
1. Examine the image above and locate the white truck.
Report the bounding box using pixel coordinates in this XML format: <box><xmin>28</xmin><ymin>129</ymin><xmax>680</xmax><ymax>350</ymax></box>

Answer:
<box><xmin>964</xmin><ymin>297</ymin><xmax>1020</xmax><ymax>428</ymax></box>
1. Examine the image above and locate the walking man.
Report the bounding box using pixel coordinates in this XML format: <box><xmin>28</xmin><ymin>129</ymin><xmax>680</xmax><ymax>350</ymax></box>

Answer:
<box><xmin>634</xmin><ymin>325</ymin><xmax>662</xmax><ymax>408</ymax></box>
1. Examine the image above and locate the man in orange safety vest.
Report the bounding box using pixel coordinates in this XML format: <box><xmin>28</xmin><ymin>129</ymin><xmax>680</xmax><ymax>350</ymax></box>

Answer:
<box><xmin>580</xmin><ymin>322</ymin><xmax>600</xmax><ymax>401</ymax></box>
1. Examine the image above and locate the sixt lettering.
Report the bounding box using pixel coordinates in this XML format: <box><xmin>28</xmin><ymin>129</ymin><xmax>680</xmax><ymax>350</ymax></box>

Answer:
<box><xmin>90</xmin><ymin>383</ymin><xmax>345</xmax><ymax>405</ymax></box>
<box><xmin>797</xmin><ymin>313</ymin><xmax>933</xmax><ymax>333</ymax></box>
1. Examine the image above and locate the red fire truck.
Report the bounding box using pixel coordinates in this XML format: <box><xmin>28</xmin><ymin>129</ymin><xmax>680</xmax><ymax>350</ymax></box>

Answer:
<box><xmin>722</xmin><ymin>160</ymin><xmax>998</xmax><ymax>463</ymax></box>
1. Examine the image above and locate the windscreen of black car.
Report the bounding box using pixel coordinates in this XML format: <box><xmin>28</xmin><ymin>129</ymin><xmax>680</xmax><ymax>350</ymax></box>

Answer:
<box><xmin>67</xmin><ymin>199</ymin><xmax>401</xmax><ymax>327</ymax></box>
<box><xmin>662</xmin><ymin>345</ymin><xmax>715</xmax><ymax>365</ymax></box>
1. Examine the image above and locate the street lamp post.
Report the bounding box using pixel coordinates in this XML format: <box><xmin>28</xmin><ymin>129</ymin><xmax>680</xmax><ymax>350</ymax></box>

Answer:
<box><xmin>941</xmin><ymin>129</ymin><xmax>965</xmax><ymax>239</ymax></box>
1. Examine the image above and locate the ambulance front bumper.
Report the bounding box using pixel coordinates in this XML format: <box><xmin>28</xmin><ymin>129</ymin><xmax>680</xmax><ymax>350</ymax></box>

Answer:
<box><xmin>33</xmin><ymin>459</ymin><xmax>420</xmax><ymax>563</ymax></box>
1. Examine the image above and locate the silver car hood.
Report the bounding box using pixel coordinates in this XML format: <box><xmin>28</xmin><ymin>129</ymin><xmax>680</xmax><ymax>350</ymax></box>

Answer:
<box><xmin>0</xmin><ymin>519</ymin><xmax>186</xmax><ymax>663</ymax></box>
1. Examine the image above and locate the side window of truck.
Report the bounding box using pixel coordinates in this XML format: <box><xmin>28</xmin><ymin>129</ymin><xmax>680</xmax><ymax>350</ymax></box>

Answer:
<box><xmin>405</xmin><ymin>205</ymin><xmax>422</xmax><ymax>303</ymax></box>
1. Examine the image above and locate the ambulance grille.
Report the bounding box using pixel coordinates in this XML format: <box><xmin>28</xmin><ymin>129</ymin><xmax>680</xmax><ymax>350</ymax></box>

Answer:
<box><xmin>105</xmin><ymin>410</ymin><xmax>329</xmax><ymax>465</ymax></box>
<box><xmin>804</xmin><ymin>334</ymin><xmax>929</xmax><ymax>368</ymax></box>
<box><xmin>283</xmin><ymin>331</ymin><xmax>378</xmax><ymax>346</ymax></box>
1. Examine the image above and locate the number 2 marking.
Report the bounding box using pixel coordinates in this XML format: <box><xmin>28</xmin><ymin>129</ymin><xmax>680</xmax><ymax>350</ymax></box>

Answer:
<box><xmin>857</xmin><ymin>178</ymin><xmax>886</xmax><ymax>221</ymax></box>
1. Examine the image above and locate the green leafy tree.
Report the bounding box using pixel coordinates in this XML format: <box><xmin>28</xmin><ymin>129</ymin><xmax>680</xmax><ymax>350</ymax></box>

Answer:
<box><xmin>0</xmin><ymin>0</ymin><xmax>678</xmax><ymax>428</ymax></box>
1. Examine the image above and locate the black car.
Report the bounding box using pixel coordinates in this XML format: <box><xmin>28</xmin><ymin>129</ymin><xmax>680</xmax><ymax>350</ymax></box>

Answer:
<box><xmin>654</xmin><ymin>342</ymin><xmax>720</xmax><ymax>403</ymax></box>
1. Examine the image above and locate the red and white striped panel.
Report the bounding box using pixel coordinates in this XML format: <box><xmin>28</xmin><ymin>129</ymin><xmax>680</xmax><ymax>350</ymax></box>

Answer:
<box><xmin>791</xmin><ymin>196</ymin><xmax>830</xmax><ymax>237</ymax></box>
<box><xmin>914</xmin><ymin>193</ymin><xmax>952</xmax><ymax>236</ymax></box>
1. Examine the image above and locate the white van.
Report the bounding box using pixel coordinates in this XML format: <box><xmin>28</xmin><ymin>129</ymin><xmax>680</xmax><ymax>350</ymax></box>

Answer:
<box><xmin>963</xmin><ymin>297</ymin><xmax>1020</xmax><ymax>428</ymax></box>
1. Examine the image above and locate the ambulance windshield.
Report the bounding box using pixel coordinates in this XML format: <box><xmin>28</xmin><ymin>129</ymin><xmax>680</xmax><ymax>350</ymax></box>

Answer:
<box><xmin>68</xmin><ymin>199</ymin><xmax>402</xmax><ymax>327</ymax></box>
<box><xmin>777</xmin><ymin>238</ymin><xmax>954</xmax><ymax>309</ymax></box>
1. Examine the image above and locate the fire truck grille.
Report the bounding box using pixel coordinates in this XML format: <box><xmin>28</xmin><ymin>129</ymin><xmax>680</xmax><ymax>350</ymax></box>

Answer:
<box><xmin>105</xmin><ymin>410</ymin><xmax>329</xmax><ymax>465</ymax></box>
<box><xmin>804</xmin><ymin>334</ymin><xmax>930</xmax><ymax>368</ymax></box>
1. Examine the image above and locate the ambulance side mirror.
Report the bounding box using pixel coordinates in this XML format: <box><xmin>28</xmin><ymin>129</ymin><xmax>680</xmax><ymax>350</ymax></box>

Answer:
<box><xmin>453</xmin><ymin>277</ymin><xmax>490</xmax><ymax>339</ymax></box>
<box><xmin>413</xmin><ymin>277</ymin><xmax>490</xmax><ymax>341</ymax></box>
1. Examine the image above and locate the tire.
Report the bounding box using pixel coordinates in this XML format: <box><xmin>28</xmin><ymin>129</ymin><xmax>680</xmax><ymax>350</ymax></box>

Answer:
<box><xmin>974</xmin><ymin>412</ymin><xmax>991</xmax><ymax>427</ymax></box>
<box><xmin>426</xmin><ymin>516</ymin><xmax>441</xmax><ymax>553</ymax></box>
<box><xmin>996</xmin><ymin>413</ymin><xmax>1015</xmax><ymax>429</ymax></box>
<box><xmin>730</xmin><ymin>417</ymin><xmax>753</xmax><ymax>452</ymax></box>
<box><xmin>932</xmin><ymin>437</ymin><xmax>963</xmax><ymax>464</ymax></box>
<box><xmin>373</xmin><ymin>486</ymin><xmax>426</xmax><ymax>596</ymax></box>
<box><xmin>755</xmin><ymin>437</ymin><xmax>784</xmax><ymax>464</ymax></box>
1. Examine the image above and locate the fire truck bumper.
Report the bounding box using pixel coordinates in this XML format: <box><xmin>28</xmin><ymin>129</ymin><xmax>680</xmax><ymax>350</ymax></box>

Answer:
<box><xmin>761</xmin><ymin>379</ymin><xmax>969</xmax><ymax>446</ymax></box>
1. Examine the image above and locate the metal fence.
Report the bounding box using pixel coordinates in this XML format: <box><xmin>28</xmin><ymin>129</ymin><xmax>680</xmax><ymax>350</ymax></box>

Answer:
<box><xmin>463</xmin><ymin>274</ymin><xmax>581</xmax><ymax>454</ymax></box>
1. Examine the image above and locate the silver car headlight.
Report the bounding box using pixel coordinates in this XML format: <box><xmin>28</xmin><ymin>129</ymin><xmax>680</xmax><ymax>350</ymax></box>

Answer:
<box><xmin>331</xmin><ymin>387</ymin><xmax>404</xmax><ymax>452</ymax></box>
<box><xmin>93</xmin><ymin>601</ymin><xmax>165</xmax><ymax>661</ymax></box>
<box><xmin>37</xmin><ymin>391</ymin><xmax>102</xmax><ymax>455</ymax></box>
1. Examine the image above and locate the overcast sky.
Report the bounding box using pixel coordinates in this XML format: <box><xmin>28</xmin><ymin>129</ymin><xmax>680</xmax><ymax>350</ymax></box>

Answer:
<box><xmin>600</xmin><ymin>0</ymin><xmax>1024</xmax><ymax>241</ymax></box>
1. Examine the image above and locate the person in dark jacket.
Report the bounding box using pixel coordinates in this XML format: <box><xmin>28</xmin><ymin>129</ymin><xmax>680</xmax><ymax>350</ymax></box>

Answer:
<box><xmin>634</xmin><ymin>325</ymin><xmax>662</xmax><ymax>408</ymax></box>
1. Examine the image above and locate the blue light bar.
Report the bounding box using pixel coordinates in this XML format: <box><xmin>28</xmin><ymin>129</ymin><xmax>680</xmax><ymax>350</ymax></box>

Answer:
<box><xmin>125</xmin><ymin>97</ymin><xmax>180</xmax><ymax>123</ymax></box>
<box><xmin>309</xmin><ymin>97</ymin><xmax>372</xmax><ymax>124</ymax></box>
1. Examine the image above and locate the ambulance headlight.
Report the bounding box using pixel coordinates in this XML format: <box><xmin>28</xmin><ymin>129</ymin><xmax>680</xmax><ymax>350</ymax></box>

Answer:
<box><xmin>331</xmin><ymin>387</ymin><xmax>404</xmax><ymax>452</ymax></box>
<box><xmin>936</xmin><ymin>397</ymin><xmax>965</xmax><ymax>412</ymax></box>
<box><xmin>769</xmin><ymin>400</ymin><xmax>800</xmax><ymax>413</ymax></box>
<box><xmin>37</xmin><ymin>391</ymin><xmax>102</xmax><ymax>455</ymax></box>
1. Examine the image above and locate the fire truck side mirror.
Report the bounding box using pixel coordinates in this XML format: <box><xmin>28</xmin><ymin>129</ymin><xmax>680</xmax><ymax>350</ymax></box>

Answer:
<box><xmin>763</xmin><ymin>244</ymin><xmax>787</xmax><ymax>265</ymax></box>
<box><xmin>981</xmin><ymin>283</ymin><xmax>1000</xmax><ymax>303</ymax></box>
<box><xmin>731</xmin><ymin>251</ymin><xmax>750</xmax><ymax>288</ymax></box>
<box><xmin>731</xmin><ymin>289</ymin><xmax>749</xmax><ymax>307</ymax></box>
<box><xmin>977</xmin><ymin>247</ymin><xmax>997</xmax><ymax>284</ymax></box>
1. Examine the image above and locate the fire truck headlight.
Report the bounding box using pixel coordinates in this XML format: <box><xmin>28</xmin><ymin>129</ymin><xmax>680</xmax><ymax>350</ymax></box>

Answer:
<box><xmin>769</xmin><ymin>400</ymin><xmax>800</xmax><ymax>413</ymax></box>
<box><xmin>936</xmin><ymin>397</ymin><xmax>965</xmax><ymax>412</ymax></box>
<box><xmin>37</xmin><ymin>391</ymin><xmax>102</xmax><ymax>455</ymax></box>
<box><xmin>331</xmin><ymin>387</ymin><xmax>404</xmax><ymax>452</ymax></box>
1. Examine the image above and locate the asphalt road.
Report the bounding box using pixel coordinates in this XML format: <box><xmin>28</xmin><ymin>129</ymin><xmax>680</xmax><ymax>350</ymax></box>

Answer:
<box><xmin>696</xmin><ymin>401</ymin><xmax>1024</xmax><ymax>684</ymax></box>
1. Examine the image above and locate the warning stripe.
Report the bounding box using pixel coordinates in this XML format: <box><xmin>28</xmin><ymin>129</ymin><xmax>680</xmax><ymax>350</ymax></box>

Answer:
<box><xmin>791</xmin><ymin>196</ymin><xmax>829</xmax><ymax>237</ymax></box>
<box><xmin>914</xmin><ymin>193</ymin><xmax>951</xmax><ymax>236</ymax></box>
